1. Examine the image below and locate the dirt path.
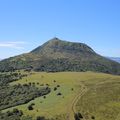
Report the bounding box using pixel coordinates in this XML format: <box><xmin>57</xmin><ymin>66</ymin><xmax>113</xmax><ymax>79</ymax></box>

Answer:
<box><xmin>66</xmin><ymin>83</ymin><xmax>88</xmax><ymax>120</ymax></box>
<box><xmin>115</xmin><ymin>113</ymin><xmax>120</xmax><ymax>120</ymax></box>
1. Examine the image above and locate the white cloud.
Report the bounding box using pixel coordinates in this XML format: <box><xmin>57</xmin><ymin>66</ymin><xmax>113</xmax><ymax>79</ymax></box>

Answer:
<box><xmin>0</xmin><ymin>41</ymin><xmax>26</xmax><ymax>49</ymax></box>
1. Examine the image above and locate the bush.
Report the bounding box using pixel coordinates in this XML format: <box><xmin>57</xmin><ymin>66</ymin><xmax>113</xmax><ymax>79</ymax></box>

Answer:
<box><xmin>28</xmin><ymin>106</ymin><xmax>33</xmax><ymax>110</ymax></box>
<box><xmin>46</xmin><ymin>84</ymin><xmax>49</xmax><ymax>86</ymax></box>
<box><xmin>71</xmin><ymin>88</ymin><xmax>74</xmax><ymax>91</ymax></box>
<box><xmin>28</xmin><ymin>104</ymin><xmax>34</xmax><ymax>110</ymax></box>
<box><xmin>57</xmin><ymin>92</ymin><xmax>62</xmax><ymax>96</ymax></box>
<box><xmin>53</xmin><ymin>80</ymin><xmax>56</xmax><ymax>82</ymax></box>
<box><xmin>37</xmin><ymin>82</ymin><xmax>39</xmax><ymax>85</ymax></box>
<box><xmin>78</xmin><ymin>112</ymin><xmax>83</xmax><ymax>118</ymax></box>
<box><xmin>54</xmin><ymin>87</ymin><xmax>57</xmax><ymax>91</ymax></box>
<box><xmin>74</xmin><ymin>112</ymin><xmax>83</xmax><ymax>120</ymax></box>
<box><xmin>91</xmin><ymin>116</ymin><xmax>95</xmax><ymax>119</ymax></box>
<box><xmin>36</xmin><ymin>116</ymin><xmax>46</xmax><ymax>120</ymax></box>
<box><xmin>57</xmin><ymin>85</ymin><xmax>60</xmax><ymax>87</ymax></box>
<box><xmin>43</xmin><ymin>96</ymin><xmax>46</xmax><ymax>99</ymax></box>
<box><xmin>13</xmin><ymin>108</ymin><xmax>19</xmax><ymax>114</ymax></box>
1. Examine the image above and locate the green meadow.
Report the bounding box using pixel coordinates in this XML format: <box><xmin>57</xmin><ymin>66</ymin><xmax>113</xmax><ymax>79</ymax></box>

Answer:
<box><xmin>3</xmin><ymin>71</ymin><xmax>120</xmax><ymax>120</ymax></box>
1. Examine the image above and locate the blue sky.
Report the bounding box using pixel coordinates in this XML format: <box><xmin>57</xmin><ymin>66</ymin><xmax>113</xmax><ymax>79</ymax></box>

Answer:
<box><xmin>0</xmin><ymin>0</ymin><xmax>120</xmax><ymax>59</ymax></box>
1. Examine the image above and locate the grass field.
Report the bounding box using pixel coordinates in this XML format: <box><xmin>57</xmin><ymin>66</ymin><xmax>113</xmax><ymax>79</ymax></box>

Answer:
<box><xmin>3</xmin><ymin>71</ymin><xmax>120</xmax><ymax>120</ymax></box>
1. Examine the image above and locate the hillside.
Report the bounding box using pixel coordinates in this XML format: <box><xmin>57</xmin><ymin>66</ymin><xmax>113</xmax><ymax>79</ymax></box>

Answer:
<box><xmin>2</xmin><ymin>71</ymin><xmax>120</xmax><ymax>120</ymax></box>
<box><xmin>0</xmin><ymin>37</ymin><xmax>120</xmax><ymax>75</ymax></box>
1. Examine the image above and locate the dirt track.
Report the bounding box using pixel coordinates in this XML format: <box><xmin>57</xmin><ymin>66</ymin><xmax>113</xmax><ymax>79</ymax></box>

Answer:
<box><xmin>115</xmin><ymin>113</ymin><xmax>120</xmax><ymax>120</ymax></box>
<box><xmin>66</xmin><ymin>83</ymin><xmax>88</xmax><ymax>120</ymax></box>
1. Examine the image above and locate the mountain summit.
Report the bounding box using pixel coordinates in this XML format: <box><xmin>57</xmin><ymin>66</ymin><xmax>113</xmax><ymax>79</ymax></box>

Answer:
<box><xmin>31</xmin><ymin>37</ymin><xmax>95</xmax><ymax>59</ymax></box>
<box><xmin>0</xmin><ymin>38</ymin><xmax>120</xmax><ymax>75</ymax></box>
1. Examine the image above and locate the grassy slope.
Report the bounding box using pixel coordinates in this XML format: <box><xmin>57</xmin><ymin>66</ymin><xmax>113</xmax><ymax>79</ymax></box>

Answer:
<box><xmin>76</xmin><ymin>75</ymin><xmax>120</xmax><ymax>120</ymax></box>
<box><xmin>3</xmin><ymin>72</ymin><xmax>120</xmax><ymax>120</ymax></box>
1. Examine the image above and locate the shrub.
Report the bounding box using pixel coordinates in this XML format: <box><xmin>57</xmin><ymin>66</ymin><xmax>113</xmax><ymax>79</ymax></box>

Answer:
<box><xmin>71</xmin><ymin>88</ymin><xmax>74</xmax><ymax>91</ymax></box>
<box><xmin>54</xmin><ymin>87</ymin><xmax>57</xmax><ymax>91</ymax></box>
<box><xmin>28</xmin><ymin>104</ymin><xmax>33</xmax><ymax>110</ymax></box>
<box><xmin>13</xmin><ymin>108</ymin><xmax>19</xmax><ymax>114</ymax></box>
<box><xmin>37</xmin><ymin>82</ymin><xmax>39</xmax><ymax>85</ymax></box>
<box><xmin>46</xmin><ymin>84</ymin><xmax>49</xmax><ymax>86</ymax></box>
<box><xmin>74</xmin><ymin>112</ymin><xmax>83</xmax><ymax>120</ymax></box>
<box><xmin>43</xmin><ymin>96</ymin><xmax>46</xmax><ymax>99</ymax></box>
<box><xmin>53</xmin><ymin>80</ymin><xmax>56</xmax><ymax>82</ymax></box>
<box><xmin>36</xmin><ymin>116</ymin><xmax>45</xmax><ymax>120</ymax></box>
<box><xmin>91</xmin><ymin>116</ymin><xmax>95</xmax><ymax>119</ymax></box>
<box><xmin>57</xmin><ymin>85</ymin><xmax>60</xmax><ymax>87</ymax></box>
<box><xmin>57</xmin><ymin>92</ymin><xmax>62</xmax><ymax>96</ymax></box>
<box><xmin>78</xmin><ymin>112</ymin><xmax>83</xmax><ymax>118</ymax></box>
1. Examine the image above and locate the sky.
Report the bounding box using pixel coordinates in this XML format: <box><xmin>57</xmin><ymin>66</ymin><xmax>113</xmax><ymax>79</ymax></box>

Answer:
<box><xmin>0</xmin><ymin>0</ymin><xmax>120</xmax><ymax>59</ymax></box>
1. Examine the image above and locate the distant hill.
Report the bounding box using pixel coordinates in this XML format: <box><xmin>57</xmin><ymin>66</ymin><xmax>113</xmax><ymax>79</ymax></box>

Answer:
<box><xmin>108</xmin><ymin>57</ymin><xmax>120</xmax><ymax>63</ymax></box>
<box><xmin>0</xmin><ymin>37</ymin><xmax>120</xmax><ymax>75</ymax></box>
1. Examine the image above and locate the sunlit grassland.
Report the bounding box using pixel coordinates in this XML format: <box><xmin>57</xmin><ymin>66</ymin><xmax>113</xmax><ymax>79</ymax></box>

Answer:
<box><xmin>3</xmin><ymin>71</ymin><xmax>120</xmax><ymax>120</ymax></box>
<box><xmin>76</xmin><ymin>74</ymin><xmax>120</xmax><ymax>120</ymax></box>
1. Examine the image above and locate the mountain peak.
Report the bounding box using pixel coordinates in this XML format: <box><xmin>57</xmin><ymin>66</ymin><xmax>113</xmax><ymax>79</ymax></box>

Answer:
<box><xmin>46</xmin><ymin>37</ymin><xmax>63</xmax><ymax>45</ymax></box>
<box><xmin>31</xmin><ymin>38</ymin><xmax>95</xmax><ymax>54</ymax></box>
<box><xmin>1</xmin><ymin>38</ymin><xmax>120</xmax><ymax>75</ymax></box>
<box><xmin>50</xmin><ymin>37</ymin><xmax>60</xmax><ymax>41</ymax></box>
